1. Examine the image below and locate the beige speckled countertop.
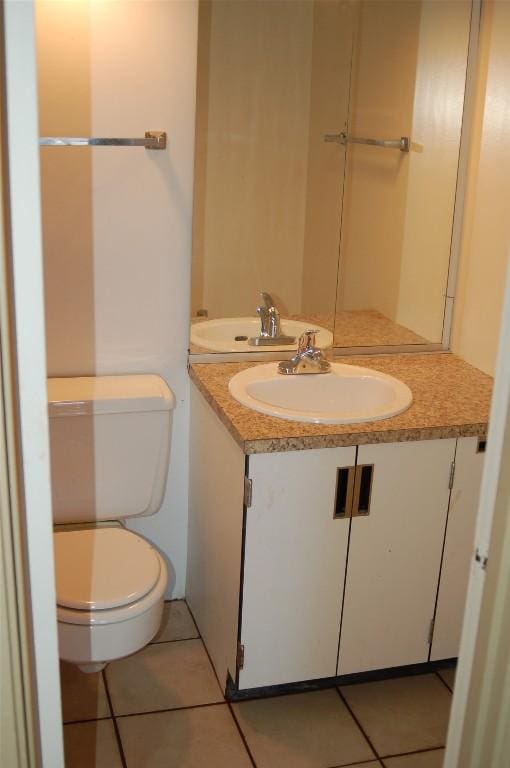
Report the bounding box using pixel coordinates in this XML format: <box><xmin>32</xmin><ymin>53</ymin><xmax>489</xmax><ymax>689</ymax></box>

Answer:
<box><xmin>190</xmin><ymin>310</ymin><xmax>427</xmax><ymax>354</ymax></box>
<box><xmin>189</xmin><ymin>353</ymin><xmax>492</xmax><ymax>454</ymax></box>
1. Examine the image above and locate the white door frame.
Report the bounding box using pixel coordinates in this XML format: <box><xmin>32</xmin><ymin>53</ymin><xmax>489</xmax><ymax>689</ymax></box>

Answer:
<box><xmin>445</xmin><ymin>252</ymin><xmax>510</xmax><ymax>766</ymax></box>
<box><xmin>1</xmin><ymin>0</ymin><xmax>509</xmax><ymax>764</ymax></box>
<box><xmin>2</xmin><ymin>2</ymin><xmax>63</xmax><ymax>766</ymax></box>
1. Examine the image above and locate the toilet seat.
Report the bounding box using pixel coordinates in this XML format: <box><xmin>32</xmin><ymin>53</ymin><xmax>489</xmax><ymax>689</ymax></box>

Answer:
<box><xmin>56</xmin><ymin>527</ymin><xmax>168</xmax><ymax>670</ymax></box>
<box><xmin>54</xmin><ymin>528</ymin><xmax>167</xmax><ymax>625</ymax></box>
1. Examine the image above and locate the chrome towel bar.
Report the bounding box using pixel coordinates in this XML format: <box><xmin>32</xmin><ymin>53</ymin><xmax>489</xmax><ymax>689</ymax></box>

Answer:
<box><xmin>324</xmin><ymin>131</ymin><xmax>409</xmax><ymax>153</ymax></box>
<box><xmin>39</xmin><ymin>130</ymin><xmax>167</xmax><ymax>150</ymax></box>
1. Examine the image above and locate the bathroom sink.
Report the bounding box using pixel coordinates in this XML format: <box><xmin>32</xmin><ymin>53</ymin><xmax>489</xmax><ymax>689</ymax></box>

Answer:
<box><xmin>190</xmin><ymin>317</ymin><xmax>333</xmax><ymax>352</ymax></box>
<box><xmin>228</xmin><ymin>362</ymin><xmax>412</xmax><ymax>424</ymax></box>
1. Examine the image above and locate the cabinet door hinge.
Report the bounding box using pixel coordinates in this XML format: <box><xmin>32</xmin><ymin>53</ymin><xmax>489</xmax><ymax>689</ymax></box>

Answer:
<box><xmin>428</xmin><ymin>617</ymin><xmax>435</xmax><ymax>645</ymax></box>
<box><xmin>236</xmin><ymin>642</ymin><xmax>245</xmax><ymax>670</ymax></box>
<box><xmin>244</xmin><ymin>477</ymin><xmax>252</xmax><ymax>508</ymax></box>
<box><xmin>448</xmin><ymin>461</ymin><xmax>456</xmax><ymax>490</ymax></box>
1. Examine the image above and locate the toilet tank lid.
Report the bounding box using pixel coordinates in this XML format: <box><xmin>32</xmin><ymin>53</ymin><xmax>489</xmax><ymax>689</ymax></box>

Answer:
<box><xmin>47</xmin><ymin>375</ymin><xmax>175</xmax><ymax>417</ymax></box>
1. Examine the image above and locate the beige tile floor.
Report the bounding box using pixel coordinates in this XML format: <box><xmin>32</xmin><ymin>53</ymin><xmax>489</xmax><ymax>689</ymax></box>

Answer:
<box><xmin>61</xmin><ymin>601</ymin><xmax>454</xmax><ymax>768</ymax></box>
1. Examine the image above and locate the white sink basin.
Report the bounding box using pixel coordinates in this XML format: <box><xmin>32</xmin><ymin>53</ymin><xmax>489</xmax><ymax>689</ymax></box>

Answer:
<box><xmin>190</xmin><ymin>317</ymin><xmax>333</xmax><ymax>353</ymax></box>
<box><xmin>228</xmin><ymin>362</ymin><xmax>412</xmax><ymax>424</ymax></box>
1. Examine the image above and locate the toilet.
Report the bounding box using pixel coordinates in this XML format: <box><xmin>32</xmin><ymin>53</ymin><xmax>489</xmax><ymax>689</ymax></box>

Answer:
<box><xmin>47</xmin><ymin>374</ymin><xmax>175</xmax><ymax>672</ymax></box>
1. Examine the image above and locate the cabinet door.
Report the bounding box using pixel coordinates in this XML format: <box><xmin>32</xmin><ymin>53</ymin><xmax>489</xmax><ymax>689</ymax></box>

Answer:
<box><xmin>338</xmin><ymin>439</ymin><xmax>456</xmax><ymax>675</ymax></box>
<box><xmin>431</xmin><ymin>437</ymin><xmax>484</xmax><ymax>661</ymax></box>
<box><xmin>238</xmin><ymin>446</ymin><xmax>356</xmax><ymax>689</ymax></box>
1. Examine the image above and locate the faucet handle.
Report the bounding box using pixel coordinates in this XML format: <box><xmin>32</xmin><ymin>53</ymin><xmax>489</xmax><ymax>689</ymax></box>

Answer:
<box><xmin>298</xmin><ymin>329</ymin><xmax>319</xmax><ymax>353</ymax></box>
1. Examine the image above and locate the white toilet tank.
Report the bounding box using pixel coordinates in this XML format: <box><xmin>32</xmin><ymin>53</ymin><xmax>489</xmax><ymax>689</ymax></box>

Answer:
<box><xmin>48</xmin><ymin>375</ymin><xmax>175</xmax><ymax>524</ymax></box>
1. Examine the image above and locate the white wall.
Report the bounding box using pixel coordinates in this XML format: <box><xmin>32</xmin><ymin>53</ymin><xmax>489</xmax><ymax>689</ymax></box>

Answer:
<box><xmin>37</xmin><ymin>0</ymin><xmax>198</xmax><ymax>596</ymax></box>
<box><xmin>452</xmin><ymin>0</ymin><xmax>510</xmax><ymax>376</ymax></box>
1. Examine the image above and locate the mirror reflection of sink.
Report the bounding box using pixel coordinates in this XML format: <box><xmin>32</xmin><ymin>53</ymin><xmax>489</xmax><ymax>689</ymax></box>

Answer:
<box><xmin>228</xmin><ymin>363</ymin><xmax>413</xmax><ymax>424</ymax></box>
<box><xmin>190</xmin><ymin>318</ymin><xmax>333</xmax><ymax>353</ymax></box>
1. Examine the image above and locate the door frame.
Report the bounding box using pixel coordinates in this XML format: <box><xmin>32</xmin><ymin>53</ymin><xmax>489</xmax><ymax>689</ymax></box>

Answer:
<box><xmin>1</xmin><ymin>2</ymin><xmax>63</xmax><ymax>765</ymax></box>
<box><xmin>445</xmin><ymin>249</ymin><xmax>510</xmax><ymax>766</ymax></box>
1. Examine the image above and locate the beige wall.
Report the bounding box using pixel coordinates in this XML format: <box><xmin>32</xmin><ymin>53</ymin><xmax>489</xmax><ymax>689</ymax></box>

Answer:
<box><xmin>452</xmin><ymin>0</ymin><xmax>510</xmax><ymax>376</ymax></box>
<box><xmin>193</xmin><ymin>0</ymin><xmax>471</xmax><ymax>343</ymax></box>
<box><xmin>194</xmin><ymin>0</ymin><xmax>314</xmax><ymax>317</ymax></box>
<box><xmin>193</xmin><ymin>0</ymin><xmax>355</xmax><ymax>321</ymax></box>
<box><xmin>36</xmin><ymin>0</ymin><xmax>198</xmax><ymax>596</ymax></box>
<box><xmin>337</xmin><ymin>0</ymin><xmax>420</xmax><ymax>319</ymax></box>
<box><xmin>190</xmin><ymin>0</ymin><xmax>211</xmax><ymax>318</ymax></box>
<box><xmin>37</xmin><ymin>1</ymin><xmax>94</xmax><ymax>374</ymax></box>
<box><xmin>338</xmin><ymin>0</ymin><xmax>470</xmax><ymax>344</ymax></box>
<box><xmin>300</xmin><ymin>1</ymin><xmax>353</xmax><ymax>315</ymax></box>
<box><xmin>397</xmin><ymin>0</ymin><xmax>470</xmax><ymax>340</ymax></box>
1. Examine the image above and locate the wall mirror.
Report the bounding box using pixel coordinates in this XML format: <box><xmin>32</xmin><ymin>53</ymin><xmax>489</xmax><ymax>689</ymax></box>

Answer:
<box><xmin>190</xmin><ymin>0</ymin><xmax>474</xmax><ymax>357</ymax></box>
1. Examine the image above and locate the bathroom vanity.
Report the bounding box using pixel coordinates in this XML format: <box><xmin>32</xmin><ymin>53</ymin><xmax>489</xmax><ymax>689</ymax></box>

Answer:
<box><xmin>187</xmin><ymin>354</ymin><xmax>492</xmax><ymax>698</ymax></box>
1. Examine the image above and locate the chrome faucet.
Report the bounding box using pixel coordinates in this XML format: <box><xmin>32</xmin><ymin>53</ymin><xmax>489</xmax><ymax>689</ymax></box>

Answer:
<box><xmin>249</xmin><ymin>292</ymin><xmax>295</xmax><ymax>346</ymax></box>
<box><xmin>258</xmin><ymin>292</ymin><xmax>281</xmax><ymax>338</ymax></box>
<box><xmin>278</xmin><ymin>329</ymin><xmax>331</xmax><ymax>374</ymax></box>
<box><xmin>260</xmin><ymin>292</ymin><xmax>276</xmax><ymax>316</ymax></box>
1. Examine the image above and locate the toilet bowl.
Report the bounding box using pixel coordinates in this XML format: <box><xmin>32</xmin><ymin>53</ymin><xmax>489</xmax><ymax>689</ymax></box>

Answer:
<box><xmin>48</xmin><ymin>374</ymin><xmax>175</xmax><ymax>671</ymax></box>
<box><xmin>54</xmin><ymin>527</ymin><xmax>168</xmax><ymax>672</ymax></box>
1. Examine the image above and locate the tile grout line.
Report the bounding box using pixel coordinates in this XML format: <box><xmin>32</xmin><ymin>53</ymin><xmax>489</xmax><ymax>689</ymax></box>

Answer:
<box><xmin>150</xmin><ymin>634</ymin><xmax>200</xmax><ymax>646</ymax></box>
<box><xmin>197</xmin><ymin>636</ymin><xmax>226</xmax><ymax>702</ymax></box>
<box><xmin>336</xmin><ymin>688</ymin><xmax>382</xmax><ymax>762</ymax></box>
<box><xmin>182</xmin><ymin>599</ymin><xmax>201</xmax><ymax>637</ymax></box>
<box><xmin>115</xmin><ymin>700</ymin><xmax>227</xmax><ymax>720</ymax></box>
<box><xmin>161</xmin><ymin>603</ymin><xmax>395</xmax><ymax>768</ymax></box>
<box><xmin>102</xmin><ymin>668</ymin><xmax>128</xmax><ymax>768</ymax></box>
<box><xmin>434</xmin><ymin>669</ymin><xmax>454</xmax><ymax>693</ymax></box>
<box><xmin>184</xmin><ymin>599</ymin><xmax>379</xmax><ymax>767</ymax></box>
<box><xmin>379</xmin><ymin>745</ymin><xmax>447</xmax><ymax>760</ymax></box>
<box><xmin>191</xmin><ymin>622</ymin><xmax>258</xmax><ymax>768</ymax></box>
<box><xmin>328</xmin><ymin>757</ymin><xmax>385</xmax><ymax>768</ymax></box>
<box><xmin>63</xmin><ymin>714</ymin><xmax>113</xmax><ymax>727</ymax></box>
<box><xmin>149</xmin><ymin>598</ymin><xmax>201</xmax><ymax>645</ymax></box>
<box><xmin>198</xmin><ymin>638</ymin><xmax>259</xmax><ymax>767</ymax></box>
<box><xmin>227</xmin><ymin>703</ymin><xmax>259</xmax><ymax>768</ymax></box>
<box><xmin>337</xmin><ymin>688</ymin><xmax>448</xmax><ymax>764</ymax></box>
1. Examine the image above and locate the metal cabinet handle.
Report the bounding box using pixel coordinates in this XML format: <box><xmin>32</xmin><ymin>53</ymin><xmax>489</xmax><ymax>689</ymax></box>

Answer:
<box><xmin>333</xmin><ymin>466</ymin><xmax>356</xmax><ymax>519</ymax></box>
<box><xmin>352</xmin><ymin>464</ymin><xmax>374</xmax><ymax>517</ymax></box>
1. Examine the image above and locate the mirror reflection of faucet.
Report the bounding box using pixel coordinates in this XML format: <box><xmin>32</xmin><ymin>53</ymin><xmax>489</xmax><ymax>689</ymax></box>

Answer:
<box><xmin>248</xmin><ymin>292</ymin><xmax>296</xmax><ymax>346</ymax></box>
<box><xmin>278</xmin><ymin>329</ymin><xmax>331</xmax><ymax>375</ymax></box>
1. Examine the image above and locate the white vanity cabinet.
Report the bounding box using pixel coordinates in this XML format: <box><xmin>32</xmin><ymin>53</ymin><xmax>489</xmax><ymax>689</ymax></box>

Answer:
<box><xmin>239</xmin><ymin>447</ymin><xmax>356</xmax><ymax>689</ymax></box>
<box><xmin>430</xmin><ymin>436</ymin><xmax>485</xmax><ymax>661</ymax></box>
<box><xmin>336</xmin><ymin>439</ymin><xmax>457</xmax><ymax>676</ymax></box>
<box><xmin>187</xmin><ymin>386</ymin><xmax>484</xmax><ymax>694</ymax></box>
